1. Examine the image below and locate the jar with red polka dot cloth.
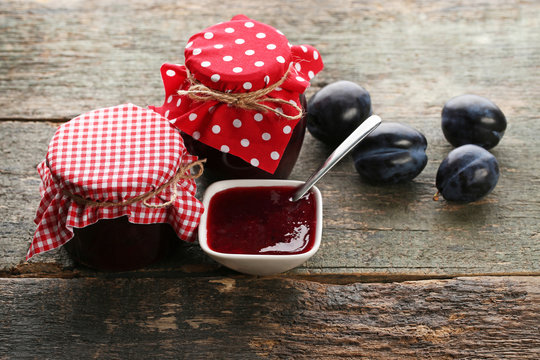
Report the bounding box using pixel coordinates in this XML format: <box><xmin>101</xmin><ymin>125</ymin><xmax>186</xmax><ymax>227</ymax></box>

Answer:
<box><xmin>150</xmin><ymin>15</ymin><xmax>323</xmax><ymax>180</ymax></box>
<box><xmin>28</xmin><ymin>104</ymin><xmax>205</xmax><ymax>271</ymax></box>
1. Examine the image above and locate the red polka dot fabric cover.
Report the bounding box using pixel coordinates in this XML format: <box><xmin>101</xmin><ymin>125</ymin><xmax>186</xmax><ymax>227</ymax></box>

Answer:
<box><xmin>150</xmin><ymin>14</ymin><xmax>323</xmax><ymax>174</ymax></box>
<box><xmin>28</xmin><ymin>104</ymin><xmax>204</xmax><ymax>260</ymax></box>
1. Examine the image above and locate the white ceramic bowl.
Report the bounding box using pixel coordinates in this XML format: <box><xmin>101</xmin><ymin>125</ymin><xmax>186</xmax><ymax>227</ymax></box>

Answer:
<box><xmin>198</xmin><ymin>179</ymin><xmax>323</xmax><ymax>276</ymax></box>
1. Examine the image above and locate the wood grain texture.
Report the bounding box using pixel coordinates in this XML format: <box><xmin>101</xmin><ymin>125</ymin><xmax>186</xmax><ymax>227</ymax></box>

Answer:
<box><xmin>1</xmin><ymin>276</ymin><xmax>539</xmax><ymax>359</ymax></box>
<box><xmin>1</xmin><ymin>0</ymin><xmax>538</xmax><ymax>120</ymax></box>
<box><xmin>1</xmin><ymin>0</ymin><xmax>539</xmax><ymax>276</ymax></box>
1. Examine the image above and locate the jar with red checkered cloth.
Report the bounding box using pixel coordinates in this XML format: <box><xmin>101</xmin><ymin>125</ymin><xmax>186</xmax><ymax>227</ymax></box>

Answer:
<box><xmin>29</xmin><ymin>104</ymin><xmax>205</xmax><ymax>271</ymax></box>
<box><xmin>150</xmin><ymin>15</ymin><xmax>323</xmax><ymax>180</ymax></box>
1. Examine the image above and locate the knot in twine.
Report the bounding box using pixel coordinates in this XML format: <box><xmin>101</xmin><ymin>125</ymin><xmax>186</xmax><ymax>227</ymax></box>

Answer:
<box><xmin>177</xmin><ymin>65</ymin><xmax>303</xmax><ymax>120</ymax></box>
<box><xmin>63</xmin><ymin>159</ymin><xmax>205</xmax><ymax>209</ymax></box>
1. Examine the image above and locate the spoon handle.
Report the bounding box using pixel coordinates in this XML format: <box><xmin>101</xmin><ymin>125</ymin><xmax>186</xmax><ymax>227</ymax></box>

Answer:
<box><xmin>291</xmin><ymin>114</ymin><xmax>382</xmax><ymax>202</ymax></box>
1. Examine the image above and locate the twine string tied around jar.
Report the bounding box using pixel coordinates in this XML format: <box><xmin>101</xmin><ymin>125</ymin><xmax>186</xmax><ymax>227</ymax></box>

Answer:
<box><xmin>177</xmin><ymin>65</ymin><xmax>303</xmax><ymax>120</ymax></box>
<box><xmin>62</xmin><ymin>159</ymin><xmax>205</xmax><ymax>209</ymax></box>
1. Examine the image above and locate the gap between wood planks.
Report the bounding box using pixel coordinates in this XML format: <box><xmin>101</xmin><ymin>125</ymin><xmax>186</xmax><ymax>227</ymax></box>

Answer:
<box><xmin>0</xmin><ymin>117</ymin><xmax>69</xmax><ymax>123</ymax></box>
<box><xmin>2</xmin><ymin>262</ymin><xmax>539</xmax><ymax>285</ymax></box>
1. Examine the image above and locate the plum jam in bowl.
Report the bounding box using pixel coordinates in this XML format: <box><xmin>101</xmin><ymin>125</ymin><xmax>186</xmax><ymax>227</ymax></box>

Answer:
<box><xmin>199</xmin><ymin>180</ymin><xmax>323</xmax><ymax>276</ymax></box>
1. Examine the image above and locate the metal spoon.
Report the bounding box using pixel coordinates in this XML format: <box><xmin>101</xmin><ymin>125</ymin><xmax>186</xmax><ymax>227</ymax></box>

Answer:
<box><xmin>291</xmin><ymin>114</ymin><xmax>382</xmax><ymax>202</ymax></box>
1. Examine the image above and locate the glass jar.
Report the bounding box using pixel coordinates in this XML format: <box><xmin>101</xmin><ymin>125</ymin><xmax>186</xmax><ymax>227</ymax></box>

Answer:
<box><xmin>149</xmin><ymin>15</ymin><xmax>323</xmax><ymax>181</ymax></box>
<box><xmin>28</xmin><ymin>104</ymin><xmax>204</xmax><ymax>271</ymax></box>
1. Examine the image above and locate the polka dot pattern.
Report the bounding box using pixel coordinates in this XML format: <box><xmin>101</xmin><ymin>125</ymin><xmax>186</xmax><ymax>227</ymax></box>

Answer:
<box><xmin>151</xmin><ymin>15</ymin><xmax>324</xmax><ymax>175</ymax></box>
<box><xmin>184</xmin><ymin>14</ymin><xmax>293</xmax><ymax>92</ymax></box>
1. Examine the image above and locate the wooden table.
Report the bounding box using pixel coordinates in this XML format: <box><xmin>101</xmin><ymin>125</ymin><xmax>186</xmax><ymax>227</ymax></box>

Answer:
<box><xmin>1</xmin><ymin>0</ymin><xmax>539</xmax><ymax>358</ymax></box>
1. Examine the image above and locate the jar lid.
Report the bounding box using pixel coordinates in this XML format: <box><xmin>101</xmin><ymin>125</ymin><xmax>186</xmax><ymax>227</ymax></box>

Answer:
<box><xmin>151</xmin><ymin>15</ymin><xmax>324</xmax><ymax>174</ymax></box>
<box><xmin>29</xmin><ymin>104</ymin><xmax>204</xmax><ymax>260</ymax></box>
<box><xmin>185</xmin><ymin>14</ymin><xmax>293</xmax><ymax>92</ymax></box>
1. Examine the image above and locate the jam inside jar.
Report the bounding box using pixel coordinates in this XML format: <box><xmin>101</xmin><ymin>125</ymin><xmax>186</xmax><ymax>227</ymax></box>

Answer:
<box><xmin>183</xmin><ymin>94</ymin><xmax>307</xmax><ymax>181</ymax></box>
<box><xmin>64</xmin><ymin>216</ymin><xmax>178</xmax><ymax>271</ymax></box>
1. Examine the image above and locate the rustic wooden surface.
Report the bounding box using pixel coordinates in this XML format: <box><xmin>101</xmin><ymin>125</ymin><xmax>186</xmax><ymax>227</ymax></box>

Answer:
<box><xmin>1</xmin><ymin>276</ymin><xmax>539</xmax><ymax>359</ymax></box>
<box><xmin>1</xmin><ymin>0</ymin><xmax>539</xmax><ymax>357</ymax></box>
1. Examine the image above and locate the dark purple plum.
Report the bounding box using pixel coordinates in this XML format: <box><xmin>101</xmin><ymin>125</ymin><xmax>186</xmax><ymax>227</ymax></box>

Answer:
<box><xmin>442</xmin><ymin>94</ymin><xmax>506</xmax><ymax>149</ymax></box>
<box><xmin>351</xmin><ymin>122</ymin><xmax>428</xmax><ymax>184</ymax></box>
<box><xmin>436</xmin><ymin>144</ymin><xmax>499</xmax><ymax>202</ymax></box>
<box><xmin>307</xmin><ymin>80</ymin><xmax>372</xmax><ymax>147</ymax></box>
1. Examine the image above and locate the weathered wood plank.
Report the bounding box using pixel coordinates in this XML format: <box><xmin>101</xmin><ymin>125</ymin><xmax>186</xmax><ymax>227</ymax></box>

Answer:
<box><xmin>1</xmin><ymin>120</ymin><xmax>539</xmax><ymax>276</ymax></box>
<box><xmin>1</xmin><ymin>0</ymin><xmax>539</xmax><ymax>276</ymax></box>
<box><xmin>1</xmin><ymin>276</ymin><xmax>538</xmax><ymax>358</ymax></box>
<box><xmin>1</xmin><ymin>0</ymin><xmax>538</xmax><ymax>120</ymax></box>
<box><xmin>0</xmin><ymin>122</ymin><xmax>60</xmax><ymax>270</ymax></box>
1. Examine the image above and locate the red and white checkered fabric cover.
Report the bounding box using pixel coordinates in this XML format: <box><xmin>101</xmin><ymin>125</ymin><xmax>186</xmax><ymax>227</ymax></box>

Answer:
<box><xmin>150</xmin><ymin>14</ymin><xmax>323</xmax><ymax>174</ymax></box>
<box><xmin>28</xmin><ymin>104</ymin><xmax>204</xmax><ymax>260</ymax></box>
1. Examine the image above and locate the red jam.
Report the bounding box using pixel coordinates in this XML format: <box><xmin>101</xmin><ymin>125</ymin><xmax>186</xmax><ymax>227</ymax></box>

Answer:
<box><xmin>183</xmin><ymin>95</ymin><xmax>307</xmax><ymax>181</ymax></box>
<box><xmin>206</xmin><ymin>186</ymin><xmax>317</xmax><ymax>255</ymax></box>
<box><xmin>64</xmin><ymin>216</ymin><xmax>178</xmax><ymax>271</ymax></box>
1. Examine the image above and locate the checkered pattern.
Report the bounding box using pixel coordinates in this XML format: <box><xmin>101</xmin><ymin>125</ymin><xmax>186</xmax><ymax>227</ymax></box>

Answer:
<box><xmin>28</xmin><ymin>104</ymin><xmax>204</xmax><ymax>260</ymax></box>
